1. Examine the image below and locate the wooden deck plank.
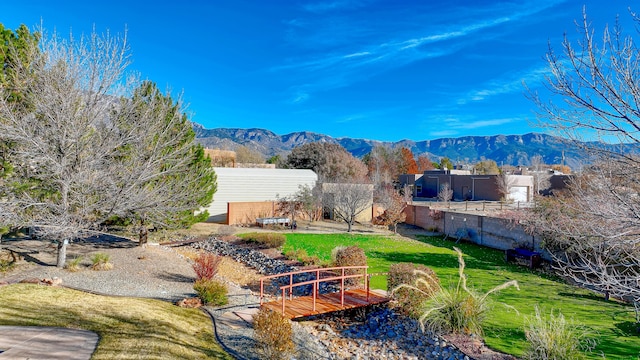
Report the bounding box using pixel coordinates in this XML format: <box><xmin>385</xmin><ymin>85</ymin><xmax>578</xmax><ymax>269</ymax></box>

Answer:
<box><xmin>261</xmin><ymin>289</ymin><xmax>389</xmax><ymax>319</ymax></box>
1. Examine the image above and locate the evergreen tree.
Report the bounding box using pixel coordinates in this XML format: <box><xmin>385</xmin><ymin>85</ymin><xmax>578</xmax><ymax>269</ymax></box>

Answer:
<box><xmin>0</xmin><ymin>26</ymin><xmax>216</xmax><ymax>265</ymax></box>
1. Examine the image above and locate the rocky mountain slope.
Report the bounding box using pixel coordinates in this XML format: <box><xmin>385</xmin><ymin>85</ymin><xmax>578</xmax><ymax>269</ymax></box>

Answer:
<box><xmin>193</xmin><ymin>124</ymin><xmax>621</xmax><ymax>167</ymax></box>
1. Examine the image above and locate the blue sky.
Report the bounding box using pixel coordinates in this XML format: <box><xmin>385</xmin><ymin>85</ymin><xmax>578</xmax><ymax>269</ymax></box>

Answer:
<box><xmin>2</xmin><ymin>1</ymin><xmax>635</xmax><ymax>141</ymax></box>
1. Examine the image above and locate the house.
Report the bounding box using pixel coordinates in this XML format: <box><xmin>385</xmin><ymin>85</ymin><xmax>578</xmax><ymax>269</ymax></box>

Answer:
<box><xmin>399</xmin><ymin>169</ymin><xmax>534</xmax><ymax>202</ymax></box>
<box><xmin>204</xmin><ymin>167</ymin><xmax>318</xmax><ymax>223</ymax></box>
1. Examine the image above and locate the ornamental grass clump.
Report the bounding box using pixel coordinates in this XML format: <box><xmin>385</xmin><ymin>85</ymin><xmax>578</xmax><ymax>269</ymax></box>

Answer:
<box><xmin>404</xmin><ymin>247</ymin><xmax>519</xmax><ymax>335</ymax></box>
<box><xmin>523</xmin><ymin>306</ymin><xmax>597</xmax><ymax>360</ymax></box>
<box><xmin>253</xmin><ymin>308</ymin><xmax>296</xmax><ymax>360</ymax></box>
<box><xmin>90</xmin><ymin>253</ymin><xmax>113</xmax><ymax>271</ymax></box>
<box><xmin>65</xmin><ymin>256</ymin><xmax>83</xmax><ymax>272</ymax></box>
<box><xmin>388</xmin><ymin>262</ymin><xmax>440</xmax><ymax>318</ymax></box>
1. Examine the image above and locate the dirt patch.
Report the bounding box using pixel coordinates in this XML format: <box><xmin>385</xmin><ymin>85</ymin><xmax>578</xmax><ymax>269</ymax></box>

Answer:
<box><xmin>217</xmin><ymin>257</ymin><xmax>262</xmax><ymax>287</ymax></box>
<box><xmin>442</xmin><ymin>333</ymin><xmax>517</xmax><ymax>360</ymax></box>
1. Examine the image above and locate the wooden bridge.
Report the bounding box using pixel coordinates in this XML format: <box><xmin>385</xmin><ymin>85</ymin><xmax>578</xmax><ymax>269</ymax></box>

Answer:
<box><xmin>259</xmin><ymin>266</ymin><xmax>389</xmax><ymax>319</ymax></box>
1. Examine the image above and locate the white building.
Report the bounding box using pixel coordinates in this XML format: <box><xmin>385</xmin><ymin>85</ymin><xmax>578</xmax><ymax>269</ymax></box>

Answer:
<box><xmin>204</xmin><ymin>167</ymin><xmax>318</xmax><ymax>223</ymax></box>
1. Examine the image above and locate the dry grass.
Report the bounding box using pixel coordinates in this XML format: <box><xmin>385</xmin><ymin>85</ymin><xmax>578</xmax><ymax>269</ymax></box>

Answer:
<box><xmin>183</xmin><ymin>222</ymin><xmax>223</xmax><ymax>237</ymax></box>
<box><xmin>0</xmin><ymin>284</ymin><xmax>232</xmax><ymax>359</ymax></box>
<box><xmin>175</xmin><ymin>246</ymin><xmax>261</xmax><ymax>287</ymax></box>
<box><xmin>217</xmin><ymin>257</ymin><xmax>262</xmax><ymax>286</ymax></box>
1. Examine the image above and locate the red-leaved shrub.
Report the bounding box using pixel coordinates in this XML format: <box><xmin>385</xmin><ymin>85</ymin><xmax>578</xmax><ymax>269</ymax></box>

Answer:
<box><xmin>192</xmin><ymin>252</ymin><xmax>222</xmax><ymax>280</ymax></box>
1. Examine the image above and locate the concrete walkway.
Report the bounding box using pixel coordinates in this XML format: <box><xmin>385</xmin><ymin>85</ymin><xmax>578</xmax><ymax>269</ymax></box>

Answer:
<box><xmin>215</xmin><ymin>307</ymin><xmax>259</xmax><ymax>329</ymax></box>
<box><xmin>0</xmin><ymin>326</ymin><xmax>98</xmax><ymax>360</ymax></box>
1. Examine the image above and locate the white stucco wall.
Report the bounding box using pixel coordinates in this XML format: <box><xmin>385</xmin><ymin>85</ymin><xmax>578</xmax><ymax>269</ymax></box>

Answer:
<box><xmin>506</xmin><ymin>175</ymin><xmax>534</xmax><ymax>202</ymax></box>
<box><xmin>204</xmin><ymin>167</ymin><xmax>318</xmax><ymax>222</ymax></box>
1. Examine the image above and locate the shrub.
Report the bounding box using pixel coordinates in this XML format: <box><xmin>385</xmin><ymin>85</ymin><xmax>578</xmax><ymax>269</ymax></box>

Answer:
<box><xmin>65</xmin><ymin>256</ymin><xmax>84</xmax><ymax>272</ymax></box>
<box><xmin>388</xmin><ymin>263</ymin><xmax>440</xmax><ymax>318</ymax></box>
<box><xmin>192</xmin><ymin>252</ymin><xmax>222</xmax><ymax>280</ymax></box>
<box><xmin>523</xmin><ymin>306</ymin><xmax>597</xmax><ymax>360</ymax></box>
<box><xmin>284</xmin><ymin>248</ymin><xmax>327</xmax><ymax>266</ymax></box>
<box><xmin>301</xmin><ymin>255</ymin><xmax>326</xmax><ymax>266</ymax></box>
<box><xmin>414</xmin><ymin>247</ymin><xmax>519</xmax><ymax>335</ymax></box>
<box><xmin>332</xmin><ymin>246</ymin><xmax>367</xmax><ymax>286</ymax></box>
<box><xmin>0</xmin><ymin>250</ymin><xmax>17</xmax><ymax>273</ymax></box>
<box><xmin>193</xmin><ymin>278</ymin><xmax>228</xmax><ymax>306</ymax></box>
<box><xmin>90</xmin><ymin>253</ymin><xmax>113</xmax><ymax>271</ymax></box>
<box><xmin>253</xmin><ymin>308</ymin><xmax>296</xmax><ymax>360</ymax></box>
<box><xmin>0</xmin><ymin>260</ymin><xmax>15</xmax><ymax>273</ymax></box>
<box><xmin>284</xmin><ymin>248</ymin><xmax>306</xmax><ymax>261</ymax></box>
<box><xmin>240</xmin><ymin>232</ymin><xmax>286</xmax><ymax>248</ymax></box>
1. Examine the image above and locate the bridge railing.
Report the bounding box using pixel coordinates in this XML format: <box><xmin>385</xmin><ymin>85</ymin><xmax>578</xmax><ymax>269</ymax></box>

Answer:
<box><xmin>259</xmin><ymin>266</ymin><xmax>370</xmax><ymax>314</ymax></box>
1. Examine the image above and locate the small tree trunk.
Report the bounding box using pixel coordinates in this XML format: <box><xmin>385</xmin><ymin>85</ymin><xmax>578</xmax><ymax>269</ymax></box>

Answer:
<box><xmin>56</xmin><ymin>239</ymin><xmax>68</xmax><ymax>268</ymax></box>
<box><xmin>139</xmin><ymin>226</ymin><xmax>148</xmax><ymax>246</ymax></box>
<box><xmin>347</xmin><ymin>219</ymin><xmax>352</xmax><ymax>232</ymax></box>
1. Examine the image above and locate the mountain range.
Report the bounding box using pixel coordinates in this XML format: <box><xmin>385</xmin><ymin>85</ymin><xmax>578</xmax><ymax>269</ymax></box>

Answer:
<box><xmin>193</xmin><ymin>124</ymin><xmax>593</xmax><ymax>167</ymax></box>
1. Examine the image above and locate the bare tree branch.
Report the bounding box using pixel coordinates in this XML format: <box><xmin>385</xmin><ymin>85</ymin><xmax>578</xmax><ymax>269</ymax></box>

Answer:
<box><xmin>0</xmin><ymin>26</ymin><xmax>216</xmax><ymax>266</ymax></box>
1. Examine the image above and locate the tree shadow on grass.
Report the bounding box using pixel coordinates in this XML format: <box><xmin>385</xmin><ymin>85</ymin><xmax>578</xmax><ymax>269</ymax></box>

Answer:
<box><xmin>557</xmin><ymin>291</ymin><xmax>610</xmax><ymax>303</ymax></box>
<box><xmin>614</xmin><ymin>321</ymin><xmax>640</xmax><ymax>337</ymax></box>
<box><xmin>368</xmin><ymin>250</ymin><xmax>460</xmax><ymax>269</ymax></box>
<box><xmin>368</xmin><ymin>249</ymin><xmax>508</xmax><ymax>273</ymax></box>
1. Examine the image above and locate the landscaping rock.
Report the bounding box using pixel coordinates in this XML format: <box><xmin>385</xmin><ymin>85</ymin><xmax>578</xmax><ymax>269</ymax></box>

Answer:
<box><xmin>18</xmin><ymin>277</ymin><xmax>62</xmax><ymax>286</ymax></box>
<box><xmin>176</xmin><ymin>297</ymin><xmax>202</xmax><ymax>308</ymax></box>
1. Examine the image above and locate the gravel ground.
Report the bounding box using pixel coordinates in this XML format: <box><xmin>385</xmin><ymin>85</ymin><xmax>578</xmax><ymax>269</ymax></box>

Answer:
<box><xmin>1</xmin><ymin>236</ymin><xmax>197</xmax><ymax>302</ymax></box>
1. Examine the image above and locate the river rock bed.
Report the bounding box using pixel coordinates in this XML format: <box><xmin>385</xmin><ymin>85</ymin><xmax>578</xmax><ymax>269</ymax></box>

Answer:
<box><xmin>192</xmin><ymin>237</ymin><xmax>338</xmax><ymax>296</ymax></box>
<box><xmin>307</xmin><ymin>306</ymin><xmax>471</xmax><ymax>360</ymax></box>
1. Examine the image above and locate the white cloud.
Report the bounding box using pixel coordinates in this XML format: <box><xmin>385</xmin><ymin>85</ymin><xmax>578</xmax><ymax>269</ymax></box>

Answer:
<box><xmin>423</xmin><ymin>114</ymin><xmax>525</xmax><ymax>135</ymax></box>
<box><xmin>290</xmin><ymin>92</ymin><xmax>310</xmax><ymax>104</ymax></box>
<box><xmin>344</xmin><ymin>51</ymin><xmax>371</xmax><ymax>58</ymax></box>
<box><xmin>429</xmin><ymin>129</ymin><xmax>459</xmax><ymax>137</ymax></box>
<box><xmin>277</xmin><ymin>0</ymin><xmax>568</xmax><ymax>109</ymax></box>
<box><xmin>457</xmin><ymin>66</ymin><xmax>550</xmax><ymax>104</ymax></box>
<box><xmin>302</xmin><ymin>0</ymin><xmax>367</xmax><ymax>13</ymax></box>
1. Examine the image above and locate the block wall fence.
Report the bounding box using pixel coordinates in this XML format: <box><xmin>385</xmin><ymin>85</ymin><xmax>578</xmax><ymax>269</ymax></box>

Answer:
<box><xmin>404</xmin><ymin>204</ymin><xmax>549</xmax><ymax>259</ymax></box>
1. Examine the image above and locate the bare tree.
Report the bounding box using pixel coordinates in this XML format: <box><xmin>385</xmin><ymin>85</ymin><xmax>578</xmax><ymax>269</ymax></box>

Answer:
<box><xmin>0</xmin><ymin>201</ymin><xmax>19</xmax><ymax>242</ymax></box>
<box><xmin>527</xmin><ymin>8</ymin><xmax>640</xmax><ymax>316</ymax></box>
<box><xmin>323</xmin><ymin>183</ymin><xmax>373</xmax><ymax>232</ymax></box>
<box><xmin>364</xmin><ymin>145</ymin><xmax>395</xmax><ymax>188</ymax></box>
<box><xmin>529</xmin><ymin>154</ymin><xmax>548</xmax><ymax>195</ymax></box>
<box><xmin>526</xmin><ymin>167</ymin><xmax>640</xmax><ymax>322</ymax></box>
<box><xmin>276</xmin><ymin>184</ymin><xmax>323</xmax><ymax>224</ymax></box>
<box><xmin>495</xmin><ymin>173</ymin><xmax>515</xmax><ymax>201</ymax></box>
<box><xmin>437</xmin><ymin>183</ymin><xmax>453</xmax><ymax>203</ymax></box>
<box><xmin>297</xmin><ymin>184</ymin><xmax>323</xmax><ymax>222</ymax></box>
<box><xmin>275</xmin><ymin>195</ymin><xmax>302</xmax><ymax>225</ymax></box>
<box><xmin>376</xmin><ymin>185</ymin><xmax>410</xmax><ymax>233</ymax></box>
<box><xmin>0</xmin><ymin>27</ymin><xmax>216</xmax><ymax>267</ymax></box>
<box><xmin>235</xmin><ymin>145</ymin><xmax>264</xmax><ymax>164</ymax></box>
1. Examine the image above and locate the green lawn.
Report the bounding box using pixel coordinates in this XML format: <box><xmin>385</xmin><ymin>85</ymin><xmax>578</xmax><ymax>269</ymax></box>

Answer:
<box><xmin>282</xmin><ymin>233</ymin><xmax>639</xmax><ymax>359</ymax></box>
